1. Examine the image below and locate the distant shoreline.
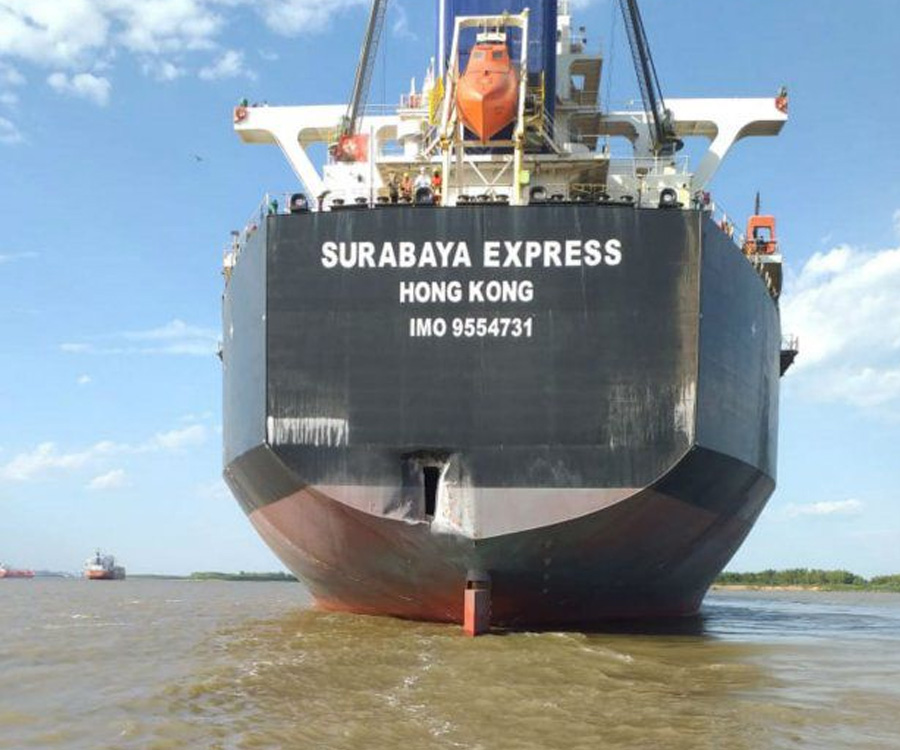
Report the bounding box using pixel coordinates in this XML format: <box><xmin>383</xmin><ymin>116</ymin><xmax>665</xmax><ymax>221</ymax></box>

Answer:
<box><xmin>713</xmin><ymin>569</ymin><xmax>900</xmax><ymax>593</ymax></box>
<box><xmin>711</xmin><ymin>584</ymin><xmax>900</xmax><ymax>593</ymax></box>
<box><xmin>189</xmin><ymin>572</ymin><xmax>298</xmax><ymax>582</ymax></box>
<box><xmin>713</xmin><ymin>584</ymin><xmax>826</xmax><ymax>592</ymax></box>
<box><xmin>26</xmin><ymin>570</ymin><xmax>900</xmax><ymax>591</ymax></box>
<box><xmin>129</xmin><ymin>572</ymin><xmax>298</xmax><ymax>582</ymax></box>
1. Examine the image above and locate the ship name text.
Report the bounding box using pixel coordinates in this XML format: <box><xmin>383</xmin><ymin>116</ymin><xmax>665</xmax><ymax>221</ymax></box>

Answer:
<box><xmin>320</xmin><ymin>239</ymin><xmax>623</xmax><ymax>269</ymax></box>
<box><xmin>319</xmin><ymin>238</ymin><xmax>625</xmax><ymax>340</ymax></box>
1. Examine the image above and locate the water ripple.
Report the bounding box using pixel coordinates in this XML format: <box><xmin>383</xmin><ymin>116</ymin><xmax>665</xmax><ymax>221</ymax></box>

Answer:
<box><xmin>2</xmin><ymin>582</ymin><xmax>899</xmax><ymax>749</ymax></box>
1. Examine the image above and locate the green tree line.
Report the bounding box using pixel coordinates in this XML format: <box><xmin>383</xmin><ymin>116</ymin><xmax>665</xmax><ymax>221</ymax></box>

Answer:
<box><xmin>716</xmin><ymin>569</ymin><xmax>900</xmax><ymax>591</ymax></box>
<box><xmin>189</xmin><ymin>571</ymin><xmax>298</xmax><ymax>582</ymax></box>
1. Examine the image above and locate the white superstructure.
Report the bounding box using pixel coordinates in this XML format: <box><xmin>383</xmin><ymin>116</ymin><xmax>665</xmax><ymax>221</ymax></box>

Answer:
<box><xmin>232</xmin><ymin>7</ymin><xmax>787</xmax><ymax>212</ymax></box>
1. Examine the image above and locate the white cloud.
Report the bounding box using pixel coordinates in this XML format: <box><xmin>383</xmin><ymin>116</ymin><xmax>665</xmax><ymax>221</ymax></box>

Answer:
<box><xmin>0</xmin><ymin>115</ymin><xmax>23</xmax><ymax>144</ymax></box>
<box><xmin>0</xmin><ymin>422</ymin><xmax>209</xmax><ymax>483</ymax></box>
<box><xmin>807</xmin><ymin>368</ymin><xmax>900</xmax><ymax>409</ymax></box>
<box><xmin>87</xmin><ymin>468</ymin><xmax>127</xmax><ymax>491</ymax></box>
<box><xmin>0</xmin><ymin>441</ymin><xmax>118</xmax><ymax>482</ymax></box>
<box><xmin>47</xmin><ymin>71</ymin><xmax>111</xmax><ymax>105</ymax></box>
<box><xmin>197</xmin><ymin>478</ymin><xmax>231</xmax><ymax>502</ymax></box>
<box><xmin>120</xmin><ymin>319</ymin><xmax>219</xmax><ymax>355</ymax></box>
<box><xmin>147</xmin><ymin>424</ymin><xmax>207</xmax><ymax>451</ymax></box>
<box><xmin>199</xmin><ymin>49</ymin><xmax>250</xmax><ymax>80</ymax></box>
<box><xmin>61</xmin><ymin>319</ymin><xmax>219</xmax><ymax>356</ymax></box>
<box><xmin>0</xmin><ymin>62</ymin><xmax>25</xmax><ymax>87</ymax></box>
<box><xmin>179</xmin><ymin>411</ymin><xmax>214</xmax><ymax>423</ymax></box>
<box><xmin>105</xmin><ymin>0</ymin><xmax>224</xmax><ymax>55</ymax></box>
<box><xmin>257</xmin><ymin>0</ymin><xmax>368</xmax><ymax>35</ymax></box>
<box><xmin>1</xmin><ymin>0</ymin><xmax>380</xmax><ymax>106</ymax></box>
<box><xmin>123</xmin><ymin>319</ymin><xmax>214</xmax><ymax>341</ymax></box>
<box><xmin>142</xmin><ymin>59</ymin><xmax>185</xmax><ymax>81</ymax></box>
<box><xmin>786</xmin><ymin>499</ymin><xmax>864</xmax><ymax>518</ymax></box>
<box><xmin>60</xmin><ymin>343</ymin><xmax>91</xmax><ymax>353</ymax></box>
<box><xmin>0</xmin><ymin>91</ymin><xmax>19</xmax><ymax>107</ymax></box>
<box><xmin>797</xmin><ymin>245</ymin><xmax>854</xmax><ymax>282</ymax></box>
<box><xmin>0</xmin><ymin>0</ymin><xmax>111</xmax><ymax>68</ymax></box>
<box><xmin>0</xmin><ymin>0</ymin><xmax>222</xmax><ymax>67</ymax></box>
<box><xmin>782</xmin><ymin>242</ymin><xmax>900</xmax><ymax>408</ymax></box>
<box><xmin>0</xmin><ymin>0</ymin><xmax>223</xmax><ymax>97</ymax></box>
<box><xmin>77</xmin><ymin>374</ymin><xmax>92</xmax><ymax>386</ymax></box>
<box><xmin>391</xmin><ymin>4</ymin><xmax>416</xmax><ymax>41</ymax></box>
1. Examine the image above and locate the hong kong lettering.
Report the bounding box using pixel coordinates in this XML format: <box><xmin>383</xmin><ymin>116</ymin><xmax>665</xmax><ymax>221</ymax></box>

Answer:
<box><xmin>399</xmin><ymin>280</ymin><xmax>534</xmax><ymax>304</ymax></box>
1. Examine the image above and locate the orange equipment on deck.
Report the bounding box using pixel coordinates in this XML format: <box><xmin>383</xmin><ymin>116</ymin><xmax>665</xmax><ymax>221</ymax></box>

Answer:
<box><xmin>743</xmin><ymin>215</ymin><xmax>779</xmax><ymax>256</ymax></box>
<box><xmin>456</xmin><ymin>42</ymin><xmax>519</xmax><ymax>143</ymax></box>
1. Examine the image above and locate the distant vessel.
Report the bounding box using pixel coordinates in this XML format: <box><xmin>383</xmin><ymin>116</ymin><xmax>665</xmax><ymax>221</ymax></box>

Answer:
<box><xmin>0</xmin><ymin>564</ymin><xmax>35</xmax><ymax>579</ymax></box>
<box><xmin>223</xmin><ymin>0</ymin><xmax>797</xmax><ymax>629</ymax></box>
<box><xmin>83</xmin><ymin>550</ymin><xmax>126</xmax><ymax>580</ymax></box>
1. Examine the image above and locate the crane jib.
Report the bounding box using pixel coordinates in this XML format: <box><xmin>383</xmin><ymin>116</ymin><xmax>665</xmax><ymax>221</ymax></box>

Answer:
<box><xmin>344</xmin><ymin>0</ymin><xmax>389</xmax><ymax>140</ymax></box>
<box><xmin>618</xmin><ymin>0</ymin><xmax>681</xmax><ymax>155</ymax></box>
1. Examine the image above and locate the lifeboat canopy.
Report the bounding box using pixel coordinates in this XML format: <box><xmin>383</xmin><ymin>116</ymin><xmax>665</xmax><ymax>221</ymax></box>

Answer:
<box><xmin>456</xmin><ymin>33</ymin><xmax>519</xmax><ymax>143</ymax></box>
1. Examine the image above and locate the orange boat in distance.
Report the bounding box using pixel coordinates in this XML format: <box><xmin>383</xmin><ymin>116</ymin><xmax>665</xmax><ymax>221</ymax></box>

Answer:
<box><xmin>456</xmin><ymin>37</ymin><xmax>519</xmax><ymax>142</ymax></box>
<box><xmin>0</xmin><ymin>564</ymin><xmax>35</xmax><ymax>579</ymax></box>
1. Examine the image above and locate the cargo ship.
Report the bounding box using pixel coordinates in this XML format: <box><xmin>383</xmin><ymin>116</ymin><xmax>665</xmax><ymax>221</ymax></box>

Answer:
<box><xmin>0</xmin><ymin>564</ymin><xmax>35</xmax><ymax>579</ymax></box>
<box><xmin>222</xmin><ymin>0</ymin><xmax>797</xmax><ymax>629</ymax></box>
<box><xmin>83</xmin><ymin>551</ymin><xmax>126</xmax><ymax>580</ymax></box>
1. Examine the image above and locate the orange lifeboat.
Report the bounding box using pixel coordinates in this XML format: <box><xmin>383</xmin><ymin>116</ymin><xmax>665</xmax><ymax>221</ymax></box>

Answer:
<box><xmin>456</xmin><ymin>41</ymin><xmax>519</xmax><ymax>143</ymax></box>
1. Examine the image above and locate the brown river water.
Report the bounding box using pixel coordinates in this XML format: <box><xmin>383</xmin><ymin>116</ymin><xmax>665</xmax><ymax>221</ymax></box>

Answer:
<box><xmin>1</xmin><ymin>579</ymin><xmax>899</xmax><ymax>749</ymax></box>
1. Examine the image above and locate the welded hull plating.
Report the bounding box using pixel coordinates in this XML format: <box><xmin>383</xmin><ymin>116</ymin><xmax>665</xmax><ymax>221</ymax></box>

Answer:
<box><xmin>222</xmin><ymin>205</ymin><xmax>781</xmax><ymax>626</ymax></box>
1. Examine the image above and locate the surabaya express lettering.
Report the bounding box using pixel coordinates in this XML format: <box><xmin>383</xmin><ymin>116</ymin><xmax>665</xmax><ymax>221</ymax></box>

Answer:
<box><xmin>318</xmin><ymin>238</ymin><xmax>625</xmax><ymax>340</ymax></box>
<box><xmin>319</xmin><ymin>239</ymin><xmax>623</xmax><ymax>269</ymax></box>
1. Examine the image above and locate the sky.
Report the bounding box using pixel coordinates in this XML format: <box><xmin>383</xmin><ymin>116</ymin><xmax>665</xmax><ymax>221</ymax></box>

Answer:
<box><xmin>0</xmin><ymin>0</ymin><xmax>898</xmax><ymax>577</ymax></box>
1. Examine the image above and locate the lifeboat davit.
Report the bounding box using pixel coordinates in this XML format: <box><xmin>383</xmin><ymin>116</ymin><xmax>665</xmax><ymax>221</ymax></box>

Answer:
<box><xmin>456</xmin><ymin>41</ymin><xmax>519</xmax><ymax>143</ymax></box>
<box><xmin>743</xmin><ymin>214</ymin><xmax>778</xmax><ymax>256</ymax></box>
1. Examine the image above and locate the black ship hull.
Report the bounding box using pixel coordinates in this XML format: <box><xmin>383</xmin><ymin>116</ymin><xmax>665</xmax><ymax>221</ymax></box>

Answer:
<box><xmin>223</xmin><ymin>205</ymin><xmax>781</xmax><ymax>625</ymax></box>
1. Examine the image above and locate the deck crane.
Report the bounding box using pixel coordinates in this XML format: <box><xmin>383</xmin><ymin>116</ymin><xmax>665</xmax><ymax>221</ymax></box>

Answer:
<box><xmin>617</xmin><ymin>0</ymin><xmax>682</xmax><ymax>156</ymax></box>
<box><xmin>332</xmin><ymin>0</ymin><xmax>389</xmax><ymax>162</ymax></box>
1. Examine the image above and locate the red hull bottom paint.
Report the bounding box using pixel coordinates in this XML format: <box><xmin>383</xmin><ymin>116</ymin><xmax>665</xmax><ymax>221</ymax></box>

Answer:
<box><xmin>85</xmin><ymin>571</ymin><xmax>125</xmax><ymax>580</ymax></box>
<box><xmin>248</xmin><ymin>453</ymin><xmax>771</xmax><ymax>628</ymax></box>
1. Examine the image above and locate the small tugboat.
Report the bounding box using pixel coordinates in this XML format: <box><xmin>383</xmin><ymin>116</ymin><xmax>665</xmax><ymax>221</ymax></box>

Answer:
<box><xmin>0</xmin><ymin>564</ymin><xmax>35</xmax><ymax>579</ymax></box>
<box><xmin>83</xmin><ymin>550</ymin><xmax>126</xmax><ymax>580</ymax></box>
<box><xmin>457</xmin><ymin>33</ymin><xmax>519</xmax><ymax>141</ymax></box>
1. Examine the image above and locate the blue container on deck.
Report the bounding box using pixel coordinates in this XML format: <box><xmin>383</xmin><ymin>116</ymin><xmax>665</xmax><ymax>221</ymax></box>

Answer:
<box><xmin>436</xmin><ymin>0</ymin><xmax>558</xmax><ymax>120</ymax></box>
